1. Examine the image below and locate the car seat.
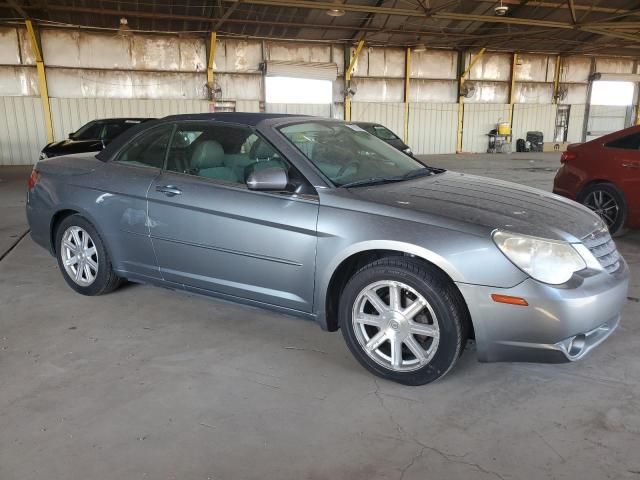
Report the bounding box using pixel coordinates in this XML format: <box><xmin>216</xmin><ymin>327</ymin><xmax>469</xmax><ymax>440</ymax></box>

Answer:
<box><xmin>190</xmin><ymin>140</ymin><xmax>238</xmax><ymax>182</ymax></box>
<box><xmin>224</xmin><ymin>154</ymin><xmax>254</xmax><ymax>182</ymax></box>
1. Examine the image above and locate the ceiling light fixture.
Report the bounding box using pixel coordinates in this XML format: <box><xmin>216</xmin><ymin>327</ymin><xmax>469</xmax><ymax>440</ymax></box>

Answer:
<box><xmin>326</xmin><ymin>0</ymin><xmax>346</xmax><ymax>17</ymax></box>
<box><xmin>118</xmin><ymin>17</ymin><xmax>133</xmax><ymax>36</ymax></box>
<box><xmin>494</xmin><ymin>0</ymin><xmax>509</xmax><ymax>16</ymax></box>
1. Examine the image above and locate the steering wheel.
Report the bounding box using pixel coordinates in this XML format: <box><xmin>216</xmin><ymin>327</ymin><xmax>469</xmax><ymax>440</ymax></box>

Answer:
<box><xmin>337</xmin><ymin>161</ymin><xmax>360</xmax><ymax>178</ymax></box>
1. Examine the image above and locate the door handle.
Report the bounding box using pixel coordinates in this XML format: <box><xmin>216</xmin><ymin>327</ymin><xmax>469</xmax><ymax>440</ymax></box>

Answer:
<box><xmin>155</xmin><ymin>185</ymin><xmax>182</xmax><ymax>196</ymax></box>
<box><xmin>622</xmin><ymin>162</ymin><xmax>640</xmax><ymax>169</ymax></box>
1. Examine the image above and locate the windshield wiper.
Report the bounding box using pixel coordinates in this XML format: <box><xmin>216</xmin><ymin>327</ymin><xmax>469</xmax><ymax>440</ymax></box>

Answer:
<box><xmin>398</xmin><ymin>168</ymin><xmax>434</xmax><ymax>180</ymax></box>
<box><xmin>339</xmin><ymin>167</ymin><xmax>434</xmax><ymax>188</ymax></box>
<box><xmin>339</xmin><ymin>177</ymin><xmax>397</xmax><ymax>188</ymax></box>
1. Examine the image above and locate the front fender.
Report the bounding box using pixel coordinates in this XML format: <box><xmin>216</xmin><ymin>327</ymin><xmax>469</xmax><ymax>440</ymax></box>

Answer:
<box><xmin>322</xmin><ymin>239</ymin><xmax>465</xmax><ymax>290</ymax></box>
<box><xmin>312</xmin><ymin>205</ymin><xmax>528</xmax><ymax>330</ymax></box>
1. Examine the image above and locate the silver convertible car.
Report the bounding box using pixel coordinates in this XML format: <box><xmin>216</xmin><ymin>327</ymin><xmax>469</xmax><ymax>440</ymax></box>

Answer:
<box><xmin>26</xmin><ymin>113</ymin><xmax>629</xmax><ymax>385</ymax></box>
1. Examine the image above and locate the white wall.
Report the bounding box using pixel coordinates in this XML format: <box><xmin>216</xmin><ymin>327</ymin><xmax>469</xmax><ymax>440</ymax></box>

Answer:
<box><xmin>409</xmin><ymin>103</ymin><xmax>458</xmax><ymax>154</ymax></box>
<box><xmin>0</xmin><ymin>96</ymin><xmax>46</xmax><ymax>165</ymax></box>
<box><xmin>567</xmin><ymin>104</ymin><xmax>586</xmax><ymax>143</ymax></box>
<box><xmin>462</xmin><ymin>103</ymin><xmax>511</xmax><ymax>153</ymax></box>
<box><xmin>351</xmin><ymin>102</ymin><xmax>404</xmax><ymax>140</ymax></box>
<box><xmin>511</xmin><ymin>104</ymin><xmax>557</xmax><ymax>144</ymax></box>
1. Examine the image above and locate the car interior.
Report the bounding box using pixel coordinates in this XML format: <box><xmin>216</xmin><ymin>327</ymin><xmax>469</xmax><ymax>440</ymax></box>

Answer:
<box><xmin>166</xmin><ymin>125</ymin><xmax>288</xmax><ymax>184</ymax></box>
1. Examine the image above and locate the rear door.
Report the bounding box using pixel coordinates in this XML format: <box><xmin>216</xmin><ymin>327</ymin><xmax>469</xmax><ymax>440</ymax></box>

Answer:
<box><xmin>147</xmin><ymin>121</ymin><xmax>319</xmax><ymax>312</ymax></box>
<box><xmin>602</xmin><ymin>131</ymin><xmax>640</xmax><ymax>223</ymax></box>
<box><xmin>603</xmin><ymin>132</ymin><xmax>640</xmax><ymax>186</ymax></box>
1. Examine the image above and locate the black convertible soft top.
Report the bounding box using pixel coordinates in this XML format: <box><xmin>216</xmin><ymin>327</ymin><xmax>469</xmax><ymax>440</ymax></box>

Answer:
<box><xmin>96</xmin><ymin>112</ymin><xmax>305</xmax><ymax>161</ymax></box>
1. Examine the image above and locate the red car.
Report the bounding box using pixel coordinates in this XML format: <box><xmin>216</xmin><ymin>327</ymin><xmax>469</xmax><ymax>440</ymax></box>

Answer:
<box><xmin>553</xmin><ymin>125</ymin><xmax>640</xmax><ymax>236</ymax></box>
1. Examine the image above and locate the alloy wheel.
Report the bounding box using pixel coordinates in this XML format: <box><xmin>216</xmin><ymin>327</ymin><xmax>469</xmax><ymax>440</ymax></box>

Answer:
<box><xmin>583</xmin><ymin>190</ymin><xmax>619</xmax><ymax>228</ymax></box>
<box><xmin>61</xmin><ymin>226</ymin><xmax>99</xmax><ymax>287</ymax></box>
<box><xmin>351</xmin><ymin>280</ymin><xmax>440</xmax><ymax>372</ymax></box>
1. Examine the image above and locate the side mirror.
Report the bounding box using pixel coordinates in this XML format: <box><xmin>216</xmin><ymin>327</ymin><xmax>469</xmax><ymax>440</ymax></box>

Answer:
<box><xmin>246</xmin><ymin>167</ymin><xmax>288</xmax><ymax>191</ymax></box>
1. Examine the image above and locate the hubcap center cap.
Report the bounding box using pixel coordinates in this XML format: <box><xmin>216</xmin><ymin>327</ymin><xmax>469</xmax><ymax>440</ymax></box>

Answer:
<box><xmin>385</xmin><ymin>312</ymin><xmax>410</xmax><ymax>339</ymax></box>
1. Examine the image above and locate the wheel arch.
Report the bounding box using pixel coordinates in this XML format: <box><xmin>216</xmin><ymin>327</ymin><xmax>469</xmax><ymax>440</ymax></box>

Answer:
<box><xmin>319</xmin><ymin>242</ymin><xmax>469</xmax><ymax>334</ymax></box>
<box><xmin>50</xmin><ymin>209</ymin><xmax>79</xmax><ymax>254</ymax></box>
<box><xmin>49</xmin><ymin>206</ymin><xmax>110</xmax><ymax>256</ymax></box>
<box><xmin>577</xmin><ymin>179</ymin><xmax>623</xmax><ymax>199</ymax></box>
<box><xmin>577</xmin><ymin>180</ymin><xmax>630</xmax><ymax>234</ymax></box>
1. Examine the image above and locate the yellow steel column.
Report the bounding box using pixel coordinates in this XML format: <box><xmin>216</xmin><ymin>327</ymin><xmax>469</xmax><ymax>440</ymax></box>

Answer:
<box><xmin>552</xmin><ymin>55</ymin><xmax>561</xmax><ymax>104</ymax></box>
<box><xmin>25</xmin><ymin>19</ymin><xmax>53</xmax><ymax>143</ymax></box>
<box><xmin>508</xmin><ymin>52</ymin><xmax>518</xmax><ymax>126</ymax></box>
<box><xmin>457</xmin><ymin>92</ymin><xmax>464</xmax><ymax>153</ymax></box>
<box><xmin>207</xmin><ymin>31</ymin><xmax>217</xmax><ymax>93</ymax></box>
<box><xmin>344</xmin><ymin>39</ymin><xmax>365</xmax><ymax>121</ymax></box>
<box><xmin>457</xmin><ymin>47</ymin><xmax>486</xmax><ymax>153</ymax></box>
<box><xmin>404</xmin><ymin>47</ymin><xmax>411</xmax><ymax>143</ymax></box>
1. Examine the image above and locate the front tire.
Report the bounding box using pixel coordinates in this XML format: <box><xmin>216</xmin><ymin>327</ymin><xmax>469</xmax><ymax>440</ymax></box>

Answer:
<box><xmin>578</xmin><ymin>183</ymin><xmax>627</xmax><ymax>237</ymax></box>
<box><xmin>339</xmin><ymin>257</ymin><xmax>469</xmax><ymax>386</ymax></box>
<box><xmin>55</xmin><ymin>214</ymin><xmax>122</xmax><ymax>296</ymax></box>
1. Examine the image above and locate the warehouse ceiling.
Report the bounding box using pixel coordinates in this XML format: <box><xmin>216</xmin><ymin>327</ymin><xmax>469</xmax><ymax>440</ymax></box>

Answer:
<box><xmin>1</xmin><ymin>0</ymin><xmax>639</xmax><ymax>55</ymax></box>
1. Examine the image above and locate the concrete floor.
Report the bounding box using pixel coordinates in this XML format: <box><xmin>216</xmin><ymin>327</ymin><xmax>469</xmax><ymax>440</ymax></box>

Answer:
<box><xmin>1</xmin><ymin>154</ymin><xmax>639</xmax><ymax>480</ymax></box>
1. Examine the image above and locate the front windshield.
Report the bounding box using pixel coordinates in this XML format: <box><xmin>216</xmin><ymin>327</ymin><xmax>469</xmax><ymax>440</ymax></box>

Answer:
<box><xmin>280</xmin><ymin>121</ymin><xmax>426</xmax><ymax>187</ymax></box>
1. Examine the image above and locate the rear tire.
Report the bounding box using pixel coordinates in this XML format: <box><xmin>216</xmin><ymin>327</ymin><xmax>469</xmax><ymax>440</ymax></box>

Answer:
<box><xmin>55</xmin><ymin>214</ymin><xmax>123</xmax><ymax>296</ymax></box>
<box><xmin>578</xmin><ymin>183</ymin><xmax>627</xmax><ymax>237</ymax></box>
<box><xmin>339</xmin><ymin>257</ymin><xmax>469</xmax><ymax>386</ymax></box>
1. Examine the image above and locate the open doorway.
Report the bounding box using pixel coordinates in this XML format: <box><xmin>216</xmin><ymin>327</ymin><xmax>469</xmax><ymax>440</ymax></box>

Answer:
<box><xmin>264</xmin><ymin>76</ymin><xmax>333</xmax><ymax>117</ymax></box>
<box><xmin>554</xmin><ymin>105</ymin><xmax>571</xmax><ymax>143</ymax></box>
<box><xmin>585</xmin><ymin>80</ymin><xmax>635</xmax><ymax>141</ymax></box>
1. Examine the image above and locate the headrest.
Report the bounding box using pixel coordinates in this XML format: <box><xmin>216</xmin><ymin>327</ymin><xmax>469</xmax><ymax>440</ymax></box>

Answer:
<box><xmin>191</xmin><ymin>140</ymin><xmax>225</xmax><ymax>169</ymax></box>
<box><xmin>252</xmin><ymin>139</ymin><xmax>275</xmax><ymax>160</ymax></box>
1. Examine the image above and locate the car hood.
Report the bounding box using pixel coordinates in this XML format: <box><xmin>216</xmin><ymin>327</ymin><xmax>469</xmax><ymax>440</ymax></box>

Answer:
<box><xmin>348</xmin><ymin>171</ymin><xmax>602</xmax><ymax>242</ymax></box>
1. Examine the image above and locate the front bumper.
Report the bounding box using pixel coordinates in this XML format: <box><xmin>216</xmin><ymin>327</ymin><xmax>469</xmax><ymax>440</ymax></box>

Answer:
<box><xmin>457</xmin><ymin>259</ymin><xmax>629</xmax><ymax>363</ymax></box>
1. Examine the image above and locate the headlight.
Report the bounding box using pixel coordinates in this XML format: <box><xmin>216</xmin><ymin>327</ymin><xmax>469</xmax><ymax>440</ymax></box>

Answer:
<box><xmin>493</xmin><ymin>230</ymin><xmax>586</xmax><ymax>285</ymax></box>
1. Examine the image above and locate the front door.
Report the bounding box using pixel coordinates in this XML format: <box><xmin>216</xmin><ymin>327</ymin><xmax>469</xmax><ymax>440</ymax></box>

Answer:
<box><xmin>97</xmin><ymin>124</ymin><xmax>174</xmax><ymax>280</ymax></box>
<box><xmin>147</xmin><ymin>121</ymin><xmax>319</xmax><ymax>312</ymax></box>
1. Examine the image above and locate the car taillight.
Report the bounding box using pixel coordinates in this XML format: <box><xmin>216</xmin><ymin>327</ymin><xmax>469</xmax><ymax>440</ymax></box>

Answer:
<box><xmin>560</xmin><ymin>151</ymin><xmax>577</xmax><ymax>164</ymax></box>
<box><xmin>27</xmin><ymin>169</ymin><xmax>40</xmax><ymax>190</ymax></box>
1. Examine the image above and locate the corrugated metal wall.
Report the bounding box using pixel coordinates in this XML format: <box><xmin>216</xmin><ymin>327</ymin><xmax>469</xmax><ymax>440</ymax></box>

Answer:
<box><xmin>567</xmin><ymin>104</ymin><xmax>586</xmax><ymax>143</ymax></box>
<box><xmin>265</xmin><ymin>103</ymin><xmax>331</xmax><ymax>117</ymax></box>
<box><xmin>0</xmin><ymin>96</ymin><xmax>46</xmax><ymax>165</ymax></box>
<box><xmin>0</xmin><ymin>27</ymin><xmax>631</xmax><ymax>164</ymax></box>
<box><xmin>409</xmin><ymin>103</ymin><xmax>457</xmax><ymax>154</ymax></box>
<box><xmin>235</xmin><ymin>100</ymin><xmax>261</xmax><ymax>113</ymax></box>
<box><xmin>49</xmin><ymin>97</ymin><xmax>212</xmax><ymax>141</ymax></box>
<box><xmin>511</xmin><ymin>104</ymin><xmax>557</xmax><ymax>144</ymax></box>
<box><xmin>351</xmin><ymin>102</ymin><xmax>404</xmax><ymax>139</ymax></box>
<box><xmin>462</xmin><ymin>103</ymin><xmax>510</xmax><ymax>153</ymax></box>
